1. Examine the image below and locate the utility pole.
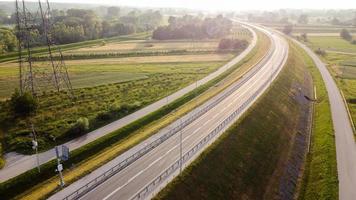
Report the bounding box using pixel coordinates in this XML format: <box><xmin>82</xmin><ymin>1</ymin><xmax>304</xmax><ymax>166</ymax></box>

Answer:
<box><xmin>179</xmin><ymin>118</ymin><xmax>183</xmax><ymax>173</ymax></box>
<box><xmin>55</xmin><ymin>146</ymin><xmax>65</xmax><ymax>187</ymax></box>
<box><xmin>31</xmin><ymin>124</ymin><xmax>40</xmax><ymax>173</ymax></box>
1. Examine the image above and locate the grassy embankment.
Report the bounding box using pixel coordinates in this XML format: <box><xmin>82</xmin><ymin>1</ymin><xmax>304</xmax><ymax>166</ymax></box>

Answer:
<box><xmin>306</xmin><ymin>35</ymin><xmax>356</xmax><ymax>135</ymax></box>
<box><xmin>155</xmin><ymin>38</ymin><xmax>310</xmax><ymax>199</ymax></box>
<box><xmin>0</xmin><ymin>31</ymin><xmax>267</xmax><ymax>199</ymax></box>
<box><xmin>296</xmin><ymin>40</ymin><xmax>338</xmax><ymax>199</ymax></box>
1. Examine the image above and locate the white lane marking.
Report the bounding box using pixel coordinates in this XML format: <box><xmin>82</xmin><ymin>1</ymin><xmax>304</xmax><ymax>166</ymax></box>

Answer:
<box><xmin>102</xmin><ymin>156</ymin><xmax>162</xmax><ymax>200</ymax></box>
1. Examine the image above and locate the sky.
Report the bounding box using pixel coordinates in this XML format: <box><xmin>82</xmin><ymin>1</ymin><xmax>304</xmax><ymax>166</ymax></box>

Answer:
<box><xmin>2</xmin><ymin>0</ymin><xmax>356</xmax><ymax>11</ymax></box>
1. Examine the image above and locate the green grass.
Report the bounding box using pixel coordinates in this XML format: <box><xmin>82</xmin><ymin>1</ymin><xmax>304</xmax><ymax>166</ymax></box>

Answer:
<box><xmin>0</xmin><ymin>61</ymin><xmax>224</xmax><ymax>154</ymax></box>
<box><xmin>308</xmin><ymin>36</ymin><xmax>356</xmax><ymax>53</ymax></box>
<box><xmin>155</xmin><ymin>38</ymin><xmax>313</xmax><ymax>200</ymax></box>
<box><xmin>296</xmin><ymin>42</ymin><xmax>338</xmax><ymax>200</ymax></box>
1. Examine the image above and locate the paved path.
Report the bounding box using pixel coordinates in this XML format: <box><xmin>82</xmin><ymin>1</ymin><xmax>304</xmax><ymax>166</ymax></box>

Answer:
<box><xmin>294</xmin><ymin>39</ymin><xmax>356</xmax><ymax>200</ymax></box>
<box><xmin>0</xmin><ymin>25</ymin><xmax>257</xmax><ymax>182</ymax></box>
<box><xmin>50</xmin><ymin>24</ymin><xmax>288</xmax><ymax>200</ymax></box>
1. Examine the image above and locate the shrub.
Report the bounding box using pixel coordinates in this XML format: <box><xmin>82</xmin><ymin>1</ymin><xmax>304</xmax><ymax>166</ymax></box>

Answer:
<box><xmin>340</xmin><ymin>29</ymin><xmax>352</xmax><ymax>41</ymax></box>
<box><xmin>68</xmin><ymin>117</ymin><xmax>90</xmax><ymax>136</ymax></box>
<box><xmin>10</xmin><ymin>89</ymin><xmax>38</xmax><ymax>116</ymax></box>
<box><xmin>218</xmin><ymin>38</ymin><xmax>248</xmax><ymax>50</ymax></box>
<box><xmin>282</xmin><ymin>24</ymin><xmax>293</xmax><ymax>35</ymax></box>
<box><xmin>315</xmin><ymin>48</ymin><xmax>326</xmax><ymax>56</ymax></box>
<box><xmin>352</xmin><ymin>40</ymin><xmax>356</xmax><ymax>45</ymax></box>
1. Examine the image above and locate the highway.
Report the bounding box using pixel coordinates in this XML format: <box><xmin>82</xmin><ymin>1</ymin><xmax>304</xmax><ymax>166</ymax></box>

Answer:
<box><xmin>0</xmin><ymin>24</ymin><xmax>257</xmax><ymax>182</ymax></box>
<box><xmin>294</xmin><ymin>39</ymin><xmax>356</xmax><ymax>200</ymax></box>
<box><xmin>50</xmin><ymin>24</ymin><xmax>289</xmax><ymax>200</ymax></box>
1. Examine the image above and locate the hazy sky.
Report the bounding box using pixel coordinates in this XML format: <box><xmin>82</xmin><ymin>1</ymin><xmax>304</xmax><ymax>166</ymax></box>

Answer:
<box><xmin>2</xmin><ymin>0</ymin><xmax>356</xmax><ymax>11</ymax></box>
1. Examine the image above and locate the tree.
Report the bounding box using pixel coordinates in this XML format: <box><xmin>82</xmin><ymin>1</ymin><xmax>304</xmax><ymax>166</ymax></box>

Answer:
<box><xmin>282</xmin><ymin>24</ymin><xmax>293</xmax><ymax>35</ymax></box>
<box><xmin>298</xmin><ymin>14</ymin><xmax>309</xmax><ymax>24</ymax></box>
<box><xmin>107</xmin><ymin>7</ymin><xmax>120</xmax><ymax>19</ymax></box>
<box><xmin>0</xmin><ymin>28</ymin><xmax>17</xmax><ymax>54</ymax></box>
<box><xmin>331</xmin><ymin>17</ymin><xmax>341</xmax><ymax>25</ymax></box>
<box><xmin>301</xmin><ymin>33</ymin><xmax>308</xmax><ymax>42</ymax></box>
<box><xmin>340</xmin><ymin>29</ymin><xmax>352</xmax><ymax>41</ymax></box>
<box><xmin>10</xmin><ymin>90</ymin><xmax>38</xmax><ymax>116</ymax></box>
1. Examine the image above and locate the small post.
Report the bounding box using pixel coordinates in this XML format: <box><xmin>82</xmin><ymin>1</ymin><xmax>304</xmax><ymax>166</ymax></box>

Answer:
<box><xmin>55</xmin><ymin>146</ymin><xmax>65</xmax><ymax>187</ymax></box>
<box><xmin>31</xmin><ymin>124</ymin><xmax>40</xmax><ymax>173</ymax></box>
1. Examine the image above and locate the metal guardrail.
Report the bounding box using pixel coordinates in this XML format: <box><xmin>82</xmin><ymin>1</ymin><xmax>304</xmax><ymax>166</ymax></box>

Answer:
<box><xmin>130</xmin><ymin>47</ymin><xmax>287</xmax><ymax>200</ymax></box>
<box><xmin>62</xmin><ymin>38</ymin><xmax>276</xmax><ymax>200</ymax></box>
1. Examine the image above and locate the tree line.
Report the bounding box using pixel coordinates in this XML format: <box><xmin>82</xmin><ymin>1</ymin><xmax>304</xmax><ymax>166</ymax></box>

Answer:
<box><xmin>152</xmin><ymin>15</ymin><xmax>233</xmax><ymax>40</ymax></box>
<box><xmin>0</xmin><ymin>7</ymin><xmax>163</xmax><ymax>54</ymax></box>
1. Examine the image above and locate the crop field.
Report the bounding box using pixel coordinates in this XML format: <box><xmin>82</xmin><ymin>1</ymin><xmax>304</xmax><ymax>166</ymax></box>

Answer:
<box><xmin>307</xmin><ymin>36</ymin><xmax>356</xmax><ymax>53</ymax></box>
<box><xmin>0</xmin><ymin>54</ymin><xmax>233</xmax><ymax>99</ymax></box>
<box><xmin>264</xmin><ymin>23</ymin><xmax>356</xmax><ymax>34</ymax></box>
<box><xmin>67</xmin><ymin>40</ymin><xmax>220</xmax><ymax>54</ymax></box>
<box><xmin>306</xmin><ymin>36</ymin><xmax>356</xmax><ymax>136</ymax></box>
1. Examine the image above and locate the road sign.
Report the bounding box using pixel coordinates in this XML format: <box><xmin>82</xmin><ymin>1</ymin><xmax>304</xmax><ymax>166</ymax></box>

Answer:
<box><xmin>57</xmin><ymin>164</ymin><xmax>63</xmax><ymax>172</ymax></box>
<box><xmin>62</xmin><ymin>145</ymin><xmax>70</xmax><ymax>161</ymax></box>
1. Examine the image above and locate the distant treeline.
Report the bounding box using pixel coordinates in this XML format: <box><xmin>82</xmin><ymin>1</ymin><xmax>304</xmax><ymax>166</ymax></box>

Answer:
<box><xmin>152</xmin><ymin>15</ymin><xmax>233</xmax><ymax>40</ymax></box>
<box><xmin>0</xmin><ymin>7</ymin><xmax>163</xmax><ymax>54</ymax></box>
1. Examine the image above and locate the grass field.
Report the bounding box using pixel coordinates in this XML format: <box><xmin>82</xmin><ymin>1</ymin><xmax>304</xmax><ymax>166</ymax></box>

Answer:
<box><xmin>67</xmin><ymin>40</ymin><xmax>220</xmax><ymax>54</ymax></box>
<box><xmin>263</xmin><ymin>23</ymin><xmax>356</xmax><ymax>34</ymax></box>
<box><xmin>0</xmin><ymin>29</ymin><xmax>267</xmax><ymax>200</ymax></box>
<box><xmin>0</xmin><ymin>54</ymin><xmax>233</xmax><ymax>99</ymax></box>
<box><xmin>155</xmin><ymin>36</ymin><xmax>313</xmax><ymax>200</ymax></box>
<box><xmin>296</xmin><ymin>42</ymin><xmax>338</xmax><ymax>200</ymax></box>
<box><xmin>0</xmin><ymin>61</ymin><xmax>225</xmax><ymax>153</ymax></box>
<box><xmin>307</xmin><ymin>36</ymin><xmax>356</xmax><ymax>53</ymax></box>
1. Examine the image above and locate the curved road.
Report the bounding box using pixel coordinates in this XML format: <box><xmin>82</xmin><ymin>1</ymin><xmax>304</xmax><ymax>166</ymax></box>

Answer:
<box><xmin>50</xmin><ymin>24</ymin><xmax>289</xmax><ymax>200</ymax></box>
<box><xmin>294</xmin><ymin>39</ymin><xmax>356</xmax><ymax>200</ymax></box>
<box><xmin>0</xmin><ymin>25</ymin><xmax>257</xmax><ymax>182</ymax></box>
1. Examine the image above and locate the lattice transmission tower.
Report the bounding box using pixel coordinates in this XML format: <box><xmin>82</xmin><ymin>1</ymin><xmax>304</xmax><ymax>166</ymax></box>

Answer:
<box><xmin>15</xmin><ymin>0</ymin><xmax>73</xmax><ymax>97</ymax></box>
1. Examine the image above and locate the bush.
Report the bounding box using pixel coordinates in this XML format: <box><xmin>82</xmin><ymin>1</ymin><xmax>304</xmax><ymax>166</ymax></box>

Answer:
<box><xmin>340</xmin><ymin>29</ymin><xmax>352</xmax><ymax>41</ymax></box>
<box><xmin>315</xmin><ymin>48</ymin><xmax>326</xmax><ymax>56</ymax></box>
<box><xmin>283</xmin><ymin>24</ymin><xmax>293</xmax><ymax>35</ymax></box>
<box><xmin>218</xmin><ymin>38</ymin><xmax>248</xmax><ymax>50</ymax></box>
<box><xmin>352</xmin><ymin>40</ymin><xmax>356</xmax><ymax>45</ymax></box>
<box><xmin>68</xmin><ymin>117</ymin><xmax>90</xmax><ymax>135</ymax></box>
<box><xmin>10</xmin><ymin>90</ymin><xmax>38</xmax><ymax>116</ymax></box>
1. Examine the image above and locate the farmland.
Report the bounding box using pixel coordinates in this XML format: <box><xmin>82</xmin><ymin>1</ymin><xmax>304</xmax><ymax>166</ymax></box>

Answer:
<box><xmin>305</xmin><ymin>35</ymin><xmax>356</xmax><ymax>135</ymax></box>
<box><xmin>0</xmin><ymin>26</ymin><xmax>250</xmax><ymax>157</ymax></box>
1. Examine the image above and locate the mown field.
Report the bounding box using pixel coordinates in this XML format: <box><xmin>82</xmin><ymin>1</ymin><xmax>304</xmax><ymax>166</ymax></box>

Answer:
<box><xmin>155</xmin><ymin>36</ymin><xmax>314</xmax><ymax>200</ymax></box>
<box><xmin>0</xmin><ymin>25</ymin><xmax>250</xmax><ymax>157</ymax></box>
<box><xmin>305</xmin><ymin>35</ymin><xmax>356</xmax><ymax>135</ymax></box>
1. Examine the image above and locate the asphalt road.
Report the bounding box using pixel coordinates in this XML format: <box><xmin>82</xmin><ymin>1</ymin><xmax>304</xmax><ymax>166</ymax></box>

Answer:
<box><xmin>0</xmin><ymin>25</ymin><xmax>257</xmax><ymax>182</ymax></box>
<box><xmin>50</xmin><ymin>24</ymin><xmax>288</xmax><ymax>200</ymax></box>
<box><xmin>294</xmin><ymin>39</ymin><xmax>356</xmax><ymax>200</ymax></box>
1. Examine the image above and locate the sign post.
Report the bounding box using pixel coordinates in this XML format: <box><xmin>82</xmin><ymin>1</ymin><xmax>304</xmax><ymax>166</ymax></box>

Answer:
<box><xmin>55</xmin><ymin>146</ymin><xmax>65</xmax><ymax>187</ymax></box>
